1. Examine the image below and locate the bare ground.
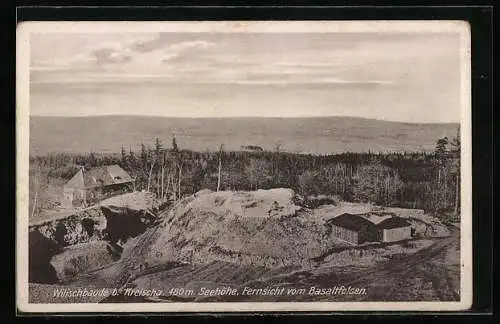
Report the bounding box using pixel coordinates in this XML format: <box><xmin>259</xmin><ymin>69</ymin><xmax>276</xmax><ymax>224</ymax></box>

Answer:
<box><xmin>28</xmin><ymin>189</ymin><xmax>461</xmax><ymax>303</ymax></box>
<box><xmin>29</xmin><ymin>229</ymin><xmax>460</xmax><ymax>303</ymax></box>
<box><xmin>213</xmin><ymin>225</ymin><xmax>460</xmax><ymax>302</ymax></box>
<box><xmin>94</xmin><ymin>227</ymin><xmax>459</xmax><ymax>303</ymax></box>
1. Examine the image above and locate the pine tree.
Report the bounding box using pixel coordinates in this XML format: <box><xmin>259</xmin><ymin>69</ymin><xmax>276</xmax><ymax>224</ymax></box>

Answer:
<box><xmin>88</xmin><ymin>152</ymin><xmax>97</xmax><ymax>167</ymax></box>
<box><xmin>155</xmin><ymin>138</ymin><xmax>163</xmax><ymax>156</ymax></box>
<box><xmin>172</xmin><ymin>135</ymin><xmax>179</xmax><ymax>153</ymax></box>
<box><xmin>170</xmin><ymin>135</ymin><xmax>181</xmax><ymax>200</ymax></box>
<box><xmin>120</xmin><ymin>145</ymin><xmax>126</xmax><ymax>164</ymax></box>
<box><xmin>450</xmin><ymin>128</ymin><xmax>461</xmax><ymax>156</ymax></box>
<box><xmin>127</xmin><ymin>146</ymin><xmax>136</xmax><ymax>167</ymax></box>
<box><xmin>140</xmin><ymin>143</ymin><xmax>148</xmax><ymax>167</ymax></box>
<box><xmin>435</xmin><ymin>137</ymin><xmax>449</xmax><ymax>160</ymax></box>
<box><xmin>433</xmin><ymin>136</ymin><xmax>453</xmax><ymax>212</ymax></box>
<box><xmin>450</xmin><ymin>127</ymin><xmax>461</xmax><ymax>216</ymax></box>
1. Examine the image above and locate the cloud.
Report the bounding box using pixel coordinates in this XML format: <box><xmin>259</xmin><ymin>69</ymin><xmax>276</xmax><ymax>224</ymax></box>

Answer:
<box><xmin>31</xmin><ymin>34</ymin><xmax>218</xmax><ymax>72</ymax></box>
<box><xmin>160</xmin><ymin>40</ymin><xmax>217</xmax><ymax>62</ymax></box>
<box><xmin>30</xmin><ymin>32</ymin><xmax>457</xmax><ymax>91</ymax></box>
<box><xmin>191</xmin><ymin>77</ymin><xmax>394</xmax><ymax>86</ymax></box>
<box><xmin>129</xmin><ymin>34</ymin><xmax>170</xmax><ymax>53</ymax></box>
<box><xmin>90</xmin><ymin>47</ymin><xmax>133</xmax><ymax>64</ymax></box>
<box><xmin>168</xmin><ymin>40</ymin><xmax>216</xmax><ymax>52</ymax></box>
<box><xmin>94</xmin><ymin>38</ymin><xmax>216</xmax><ymax>67</ymax></box>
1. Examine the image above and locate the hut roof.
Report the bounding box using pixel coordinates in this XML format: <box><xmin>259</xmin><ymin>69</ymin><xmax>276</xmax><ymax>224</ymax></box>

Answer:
<box><xmin>361</xmin><ymin>212</ymin><xmax>396</xmax><ymax>225</ymax></box>
<box><xmin>64</xmin><ymin>169</ymin><xmax>86</xmax><ymax>189</ymax></box>
<box><xmin>64</xmin><ymin>165</ymin><xmax>133</xmax><ymax>189</ymax></box>
<box><xmin>376</xmin><ymin>217</ymin><xmax>411</xmax><ymax>229</ymax></box>
<box><xmin>327</xmin><ymin>213</ymin><xmax>378</xmax><ymax>232</ymax></box>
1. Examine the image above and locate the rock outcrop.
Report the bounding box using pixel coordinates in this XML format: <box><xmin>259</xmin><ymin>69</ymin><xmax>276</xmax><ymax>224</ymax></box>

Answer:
<box><xmin>28</xmin><ymin>192</ymin><xmax>160</xmax><ymax>284</ymax></box>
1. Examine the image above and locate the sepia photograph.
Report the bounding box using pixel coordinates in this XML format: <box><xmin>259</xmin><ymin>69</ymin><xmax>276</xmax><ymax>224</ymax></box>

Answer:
<box><xmin>17</xmin><ymin>21</ymin><xmax>472</xmax><ymax>312</ymax></box>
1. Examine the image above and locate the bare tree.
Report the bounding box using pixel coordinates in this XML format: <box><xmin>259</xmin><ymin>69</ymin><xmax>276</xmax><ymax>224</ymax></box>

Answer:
<box><xmin>177</xmin><ymin>163</ymin><xmax>182</xmax><ymax>200</ymax></box>
<box><xmin>165</xmin><ymin>172</ymin><xmax>171</xmax><ymax>200</ymax></box>
<box><xmin>30</xmin><ymin>164</ymin><xmax>44</xmax><ymax>218</ymax></box>
<box><xmin>170</xmin><ymin>172</ymin><xmax>176</xmax><ymax>201</ymax></box>
<box><xmin>160</xmin><ymin>161</ymin><xmax>165</xmax><ymax>199</ymax></box>
<box><xmin>217</xmin><ymin>144</ymin><xmax>224</xmax><ymax>192</ymax></box>
<box><xmin>31</xmin><ymin>181</ymin><xmax>39</xmax><ymax>218</ymax></box>
<box><xmin>273</xmin><ymin>141</ymin><xmax>282</xmax><ymax>181</ymax></box>
<box><xmin>146</xmin><ymin>159</ymin><xmax>156</xmax><ymax>192</ymax></box>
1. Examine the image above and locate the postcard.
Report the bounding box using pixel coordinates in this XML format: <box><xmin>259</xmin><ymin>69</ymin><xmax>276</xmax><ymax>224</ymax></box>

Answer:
<box><xmin>17</xmin><ymin>20</ymin><xmax>472</xmax><ymax>312</ymax></box>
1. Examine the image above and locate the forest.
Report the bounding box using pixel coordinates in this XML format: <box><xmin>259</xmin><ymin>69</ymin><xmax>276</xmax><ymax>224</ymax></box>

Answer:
<box><xmin>29</xmin><ymin>130</ymin><xmax>461</xmax><ymax>219</ymax></box>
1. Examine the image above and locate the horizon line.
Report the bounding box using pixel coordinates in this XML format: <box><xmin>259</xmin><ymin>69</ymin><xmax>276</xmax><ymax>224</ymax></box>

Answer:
<box><xmin>30</xmin><ymin>114</ymin><xmax>460</xmax><ymax>125</ymax></box>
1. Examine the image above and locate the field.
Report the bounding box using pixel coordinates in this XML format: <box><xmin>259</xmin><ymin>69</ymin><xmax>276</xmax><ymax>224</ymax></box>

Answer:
<box><xmin>30</xmin><ymin>115</ymin><xmax>459</xmax><ymax>155</ymax></box>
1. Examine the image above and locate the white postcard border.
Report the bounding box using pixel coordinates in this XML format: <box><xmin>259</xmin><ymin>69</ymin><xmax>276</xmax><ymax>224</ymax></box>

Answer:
<box><xmin>16</xmin><ymin>20</ymin><xmax>473</xmax><ymax>313</ymax></box>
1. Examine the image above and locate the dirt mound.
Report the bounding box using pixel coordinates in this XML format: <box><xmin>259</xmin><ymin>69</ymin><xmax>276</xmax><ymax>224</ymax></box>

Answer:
<box><xmin>50</xmin><ymin>241</ymin><xmax>121</xmax><ymax>281</ymax></box>
<box><xmin>142</xmin><ymin>188</ymin><xmax>344</xmax><ymax>269</ymax></box>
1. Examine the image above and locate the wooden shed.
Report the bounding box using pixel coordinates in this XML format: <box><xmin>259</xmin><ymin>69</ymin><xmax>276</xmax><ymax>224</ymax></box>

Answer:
<box><xmin>376</xmin><ymin>217</ymin><xmax>412</xmax><ymax>243</ymax></box>
<box><xmin>327</xmin><ymin>213</ymin><xmax>380</xmax><ymax>245</ymax></box>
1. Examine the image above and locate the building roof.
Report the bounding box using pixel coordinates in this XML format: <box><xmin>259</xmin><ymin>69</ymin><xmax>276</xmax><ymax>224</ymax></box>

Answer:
<box><xmin>327</xmin><ymin>213</ymin><xmax>378</xmax><ymax>232</ymax></box>
<box><xmin>64</xmin><ymin>165</ymin><xmax>133</xmax><ymax>189</ymax></box>
<box><xmin>65</xmin><ymin>169</ymin><xmax>86</xmax><ymax>189</ymax></box>
<box><xmin>376</xmin><ymin>217</ymin><xmax>412</xmax><ymax>229</ymax></box>
<box><xmin>360</xmin><ymin>212</ymin><xmax>396</xmax><ymax>225</ymax></box>
<box><xmin>327</xmin><ymin>213</ymin><xmax>411</xmax><ymax>232</ymax></box>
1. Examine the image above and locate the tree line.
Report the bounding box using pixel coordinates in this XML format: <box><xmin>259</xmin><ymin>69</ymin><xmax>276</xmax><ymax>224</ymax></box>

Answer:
<box><xmin>29</xmin><ymin>130</ymin><xmax>460</xmax><ymax>216</ymax></box>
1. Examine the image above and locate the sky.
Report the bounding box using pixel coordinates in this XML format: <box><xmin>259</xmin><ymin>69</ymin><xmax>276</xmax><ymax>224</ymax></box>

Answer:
<box><xmin>29</xmin><ymin>29</ymin><xmax>463</xmax><ymax>123</ymax></box>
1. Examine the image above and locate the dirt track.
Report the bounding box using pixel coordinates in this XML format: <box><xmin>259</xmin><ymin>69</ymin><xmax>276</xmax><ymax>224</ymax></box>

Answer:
<box><xmin>336</xmin><ymin>227</ymin><xmax>460</xmax><ymax>301</ymax></box>
<box><xmin>256</xmin><ymin>226</ymin><xmax>461</xmax><ymax>302</ymax></box>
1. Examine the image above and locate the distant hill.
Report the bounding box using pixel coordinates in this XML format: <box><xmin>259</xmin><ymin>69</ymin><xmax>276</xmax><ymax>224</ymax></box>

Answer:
<box><xmin>29</xmin><ymin>115</ymin><xmax>459</xmax><ymax>156</ymax></box>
